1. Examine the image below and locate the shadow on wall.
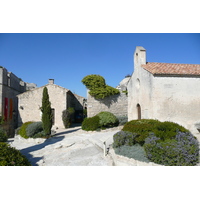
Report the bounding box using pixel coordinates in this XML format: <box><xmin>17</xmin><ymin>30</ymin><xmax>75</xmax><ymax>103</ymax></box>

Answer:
<box><xmin>97</xmin><ymin>93</ymin><xmax>121</xmax><ymax>108</ymax></box>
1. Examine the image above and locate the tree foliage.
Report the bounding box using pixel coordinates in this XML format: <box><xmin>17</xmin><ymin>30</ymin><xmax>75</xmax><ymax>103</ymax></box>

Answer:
<box><xmin>82</xmin><ymin>74</ymin><xmax>120</xmax><ymax>99</ymax></box>
<box><xmin>41</xmin><ymin>87</ymin><xmax>52</xmax><ymax>136</ymax></box>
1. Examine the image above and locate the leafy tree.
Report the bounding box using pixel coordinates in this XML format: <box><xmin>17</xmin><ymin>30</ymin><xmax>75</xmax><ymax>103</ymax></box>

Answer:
<box><xmin>41</xmin><ymin>87</ymin><xmax>52</xmax><ymax>136</ymax></box>
<box><xmin>82</xmin><ymin>74</ymin><xmax>120</xmax><ymax>99</ymax></box>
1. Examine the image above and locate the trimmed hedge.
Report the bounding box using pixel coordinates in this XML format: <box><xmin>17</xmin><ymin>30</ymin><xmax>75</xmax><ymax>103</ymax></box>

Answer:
<box><xmin>81</xmin><ymin>112</ymin><xmax>119</xmax><ymax>131</ymax></box>
<box><xmin>0</xmin><ymin>142</ymin><xmax>31</xmax><ymax>166</ymax></box>
<box><xmin>97</xmin><ymin>111</ymin><xmax>119</xmax><ymax>128</ymax></box>
<box><xmin>82</xmin><ymin>116</ymin><xmax>100</xmax><ymax>131</ymax></box>
<box><xmin>122</xmin><ymin>119</ymin><xmax>190</xmax><ymax>145</ymax></box>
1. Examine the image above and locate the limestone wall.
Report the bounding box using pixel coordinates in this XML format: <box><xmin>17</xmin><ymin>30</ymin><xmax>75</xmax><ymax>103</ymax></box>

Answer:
<box><xmin>152</xmin><ymin>76</ymin><xmax>200</xmax><ymax>134</ymax></box>
<box><xmin>18</xmin><ymin>84</ymin><xmax>68</xmax><ymax>128</ymax></box>
<box><xmin>87</xmin><ymin>91</ymin><xmax>128</xmax><ymax>117</ymax></box>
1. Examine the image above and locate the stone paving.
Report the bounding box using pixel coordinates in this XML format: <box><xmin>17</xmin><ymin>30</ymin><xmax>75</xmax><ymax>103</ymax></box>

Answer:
<box><xmin>7</xmin><ymin>126</ymin><xmax>118</xmax><ymax>166</ymax></box>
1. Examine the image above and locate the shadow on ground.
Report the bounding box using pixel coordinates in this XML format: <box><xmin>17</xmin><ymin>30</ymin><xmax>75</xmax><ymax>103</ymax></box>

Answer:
<box><xmin>20</xmin><ymin>136</ymin><xmax>65</xmax><ymax>166</ymax></box>
<box><xmin>53</xmin><ymin>127</ymin><xmax>81</xmax><ymax>137</ymax></box>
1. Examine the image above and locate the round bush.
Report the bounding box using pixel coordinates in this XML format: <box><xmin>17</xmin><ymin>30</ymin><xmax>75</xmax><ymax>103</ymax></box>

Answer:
<box><xmin>18</xmin><ymin>121</ymin><xmax>34</xmax><ymax>139</ymax></box>
<box><xmin>122</xmin><ymin>119</ymin><xmax>190</xmax><ymax>145</ymax></box>
<box><xmin>0</xmin><ymin>142</ymin><xmax>31</xmax><ymax>166</ymax></box>
<box><xmin>144</xmin><ymin>132</ymin><xmax>199</xmax><ymax>166</ymax></box>
<box><xmin>26</xmin><ymin>122</ymin><xmax>44</xmax><ymax>137</ymax></box>
<box><xmin>0</xmin><ymin>127</ymin><xmax>8</xmax><ymax>142</ymax></box>
<box><xmin>97</xmin><ymin>111</ymin><xmax>119</xmax><ymax>128</ymax></box>
<box><xmin>82</xmin><ymin>116</ymin><xmax>100</xmax><ymax>131</ymax></box>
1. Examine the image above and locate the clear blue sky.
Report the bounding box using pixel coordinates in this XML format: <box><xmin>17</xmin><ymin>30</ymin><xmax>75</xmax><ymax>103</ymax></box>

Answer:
<box><xmin>0</xmin><ymin>33</ymin><xmax>200</xmax><ymax>98</ymax></box>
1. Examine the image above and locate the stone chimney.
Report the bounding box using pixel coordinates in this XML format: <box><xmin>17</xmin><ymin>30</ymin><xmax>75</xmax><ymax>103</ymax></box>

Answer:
<box><xmin>48</xmin><ymin>79</ymin><xmax>54</xmax><ymax>84</ymax></box>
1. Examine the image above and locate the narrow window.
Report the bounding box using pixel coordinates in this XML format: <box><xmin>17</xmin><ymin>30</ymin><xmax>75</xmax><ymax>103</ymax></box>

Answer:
<box><xmin>51</xmin><ymin>108</ymin><xmax>55</xmax><ymax>125</ymax></box>
<box><xmin>137</xmin><ymin>104</ymin><xmax>141</xmax><ymax>120</ymax></box>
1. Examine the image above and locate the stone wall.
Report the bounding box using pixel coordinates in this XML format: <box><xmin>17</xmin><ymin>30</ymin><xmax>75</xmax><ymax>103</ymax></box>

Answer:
<box><xmin>18</xmin><ymin>82</ymin><xmax>84</xmax><ymax>128</ymax></box>
<box><xmin>87</xmin><ymin>91</ymin><xmax>128</xmax><ymax>117</ymax></box>
<box><xmin>0</xmin><ymin>67</ymin><xmax>27</xmax><ymax>136</ymax></box>
<box><xmin>18</xmin><ymin>84</ymin><xmax>68</xmax><ymax>128</ymax></box>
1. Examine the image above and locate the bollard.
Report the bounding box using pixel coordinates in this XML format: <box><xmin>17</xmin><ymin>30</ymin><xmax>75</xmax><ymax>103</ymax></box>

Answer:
<box><xmin>103</xmin><ymin>141</ymin><xmax>106</xmax><ymax>157</ymax></box>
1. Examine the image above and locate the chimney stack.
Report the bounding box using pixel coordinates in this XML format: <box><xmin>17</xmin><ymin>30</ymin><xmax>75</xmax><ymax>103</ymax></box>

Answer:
<box><xmin>48</xmin><ymin>79</ymin><xmax>54</xmax><ymax>84</ymax></box>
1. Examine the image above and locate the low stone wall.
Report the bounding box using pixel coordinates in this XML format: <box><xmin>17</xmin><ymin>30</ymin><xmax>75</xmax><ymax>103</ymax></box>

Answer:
<box><xmin>108</xmin><ymin>148</ymin><xmax>162</xmax><ymax>166</ymax></box>
<box><xmin>87</xmin><ymin>92</ymin><xmax>128</xmax><ymax>117</ymax></box>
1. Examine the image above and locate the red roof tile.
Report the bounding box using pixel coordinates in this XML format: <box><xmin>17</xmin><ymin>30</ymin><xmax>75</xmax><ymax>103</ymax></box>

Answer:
<box><xmin>142</xmin><ymin>62</ymin><xmax>200</xmax><ymax>76</ymax></box>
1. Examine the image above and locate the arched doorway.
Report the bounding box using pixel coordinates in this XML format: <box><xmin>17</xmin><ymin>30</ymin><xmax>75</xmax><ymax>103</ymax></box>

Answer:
<box><xmin>137</xmin><ymin>104</ymin><xmax>141</xmax><ymax>120</ymax></box>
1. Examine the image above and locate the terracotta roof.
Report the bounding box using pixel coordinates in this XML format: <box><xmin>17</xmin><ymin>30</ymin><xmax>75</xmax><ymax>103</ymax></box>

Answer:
<box><xmin>142</xmin><ymin>62</ymin><xmax>200</xmax><ymax>76</ymax></box>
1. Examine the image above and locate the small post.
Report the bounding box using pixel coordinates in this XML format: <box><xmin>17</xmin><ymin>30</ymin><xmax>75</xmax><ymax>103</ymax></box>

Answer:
<box><xmin>103</xmin><ymin>141</ymin><xmax>106</xmax><ymax>157</ymax></box>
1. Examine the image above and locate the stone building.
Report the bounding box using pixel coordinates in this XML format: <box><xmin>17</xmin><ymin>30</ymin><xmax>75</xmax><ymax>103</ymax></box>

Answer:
<box><xmin>0</xmin><ymin>67</ymin><xmax>27</xmax><ymax>135</ymax></box>
<box><xmin>127</xmin><ymin>46</ymin><xmax>200</xmax><ymax>134</ymax></box>
<box><xmin>17</xmin><ymin>79</ymin><xmax>85</xmax><ymax>129</ymax></box>
<box><xmin>87</xmin><ymin>77</ymin><xmax>129</xmax><ymax>118</ymax></box>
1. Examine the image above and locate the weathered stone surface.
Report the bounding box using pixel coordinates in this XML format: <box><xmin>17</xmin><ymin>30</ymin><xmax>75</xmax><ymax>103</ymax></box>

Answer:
<box><xmin>87</xmin><ymin>92</ymin><xmax>128</xmax><ymax>117</ymax></box>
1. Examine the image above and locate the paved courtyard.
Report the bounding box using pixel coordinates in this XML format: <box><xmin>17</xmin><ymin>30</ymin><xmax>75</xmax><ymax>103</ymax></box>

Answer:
<box><xmin>7</xmin><ymin>126</ymin><xmax>119</xmax><ymax>166</ymax></box>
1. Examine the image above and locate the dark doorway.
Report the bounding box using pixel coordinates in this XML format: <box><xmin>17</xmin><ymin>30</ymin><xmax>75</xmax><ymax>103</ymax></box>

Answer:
<box><xmin>137</xmin><ymin>104</ymin><xmax>141</xmax><ymax>120</ymax></box>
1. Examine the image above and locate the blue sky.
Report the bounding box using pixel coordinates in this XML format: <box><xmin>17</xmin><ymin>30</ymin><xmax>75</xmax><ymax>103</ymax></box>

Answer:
<box><xmin>0</xmin><ymin>33</ymin><xmax>200</xmax><ymax>98</ymax></box>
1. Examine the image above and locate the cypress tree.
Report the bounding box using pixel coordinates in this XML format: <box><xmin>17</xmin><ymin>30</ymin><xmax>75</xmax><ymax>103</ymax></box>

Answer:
<box><xmin>41</xmin><ymin>87</ymin><xmax>52</xmax><ymax>136</ymax></box>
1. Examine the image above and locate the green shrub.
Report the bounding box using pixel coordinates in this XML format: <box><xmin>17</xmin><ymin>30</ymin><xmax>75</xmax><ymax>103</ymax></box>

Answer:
<box><xmin>153</xmin><ymin>121</ymin><xmax>189</xmax><ymax>141</ymax></box>
<box><xmin>114</xmin><ymin>144</ymin><xmax>150</xmax><ymax>163</ymax></box>
<box><xmin>82</xmin><ymin>116</ymin><xmax>100</xmax><ymax>131</ymax></box>
<box><xmin>113</xmin><ymin>131</ymin><xmax>127</xmax><ymax>148</ymax></box>
<box><xmin>82</xmin><ymin>74</ymin><xmax>120</xmax><ymax>99</ymax></box>
<box><xmin>117</xmin><ymin>116</ymin><xmax>128</xmax><ymax>126</ymax></box>
<box><xmin>113</xmin><ymin>131</ymin><xmax>137</xmax><ymax>148</ymax></box>
<box><xmin>97</xmin><ymin>111</ymin><xmax>119</xmax><ymax>128</ymax></box>
<box><xmin>18</xmin><ymin>121</ymin><xmax>34</xmax><ymax>139</ymax></box>
<box><xmin>89</xmin><ymin>85</ymin><xmax>120</xmax><ymax>99</ymax></box>
<box><xmin>0</xmin><ymin>127</ymin><xmax>8</xmax><ymax>142</ymax></box>
<box><xmin>122</xmin><ymin>119</ymin><xmax>189</xmax><ymax>145</ymax></box>
<box><xmin>0</xmin><ymin>142</ymin><xmax>31</xmax><ymax>166</ymax></box>
<box><xmin>62</xmin><ymin>107</ymin><xmax>75</xmax><ymax>128</ymax></box>
<box><xmin>122</xmin><ymin>119</ymin><xmax>161</xmax><ymax>145</ymax></box>
<box><xmin>144</xmin><ymin>132</ymin><xmax>199</xmax><ymax>166</ymax></box>
<box><xmin>81</xmin><ymin>74</ymin><xmax>106</xmax><ymax>90</ymax></box>
<box><xmin>31</xmin><ymin>131</ymin><xmax>47</xmax><ymax>138</ymax></box>
<box><xmin>26</xmin><ymin>122</ymin><xmax>43</xmax><ymax>137</ymax></box>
